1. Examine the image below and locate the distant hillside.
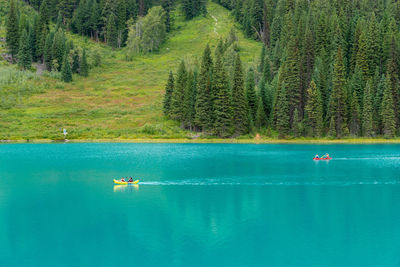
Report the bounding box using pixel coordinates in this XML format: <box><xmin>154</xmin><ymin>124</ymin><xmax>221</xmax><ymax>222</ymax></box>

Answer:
<box><xmin>0</xmin><ymin>1</ymin><xmax>261</xmax><ymax>140</ymax></box>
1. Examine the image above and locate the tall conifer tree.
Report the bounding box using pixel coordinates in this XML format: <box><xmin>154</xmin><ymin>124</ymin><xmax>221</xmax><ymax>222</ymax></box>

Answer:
<box><xmin>231</xmin><ymin>54</ymin><xmax>249</xmax><ymax>135</ymax></box>
<box><xmin>171</xmin><ymin>60</ymin><xmax>187</xmax><ymax>126</ymax></box>
<box><xmin>163</xmin><ymin>71</ymin><xmax>174</xmax><ymax>116</ymax></box>
<box><xmin>381</xmin><ymin>75</ymin><xmax>396</xmax><ymax>137</ymax></box>
<box><xmin>80</xmin><ymin>49</ymin><xmax>89</xmax><ymax>77</ymax></box>
<box><xmin>6</xmin><ymin>0</ymin><xmax>19</xmax><ymax>62</ymax></box>
<box><xmin>213</xmin><ymin>51</ymin><xmax>232</xmax><ymax>137</ymax></box>
<box><xmin>246</xmin><ymin>68</ymin><xmax>257</xmax><ymax>122</ymax></box>
<box><xmin>61</xmin><ymin>52</ymin><xmax>72</xmax><ymax>82</ymax></box>
<box><xmin>17</xmin><ymin>29</ymin><xmax>32</xmax><ymax>70</ymax></box>
<box><xmin>362</xmin><ymin>80</ymin><xmax>373</xmax><ymax>136</ymax></box>
<box><xmin>195</xmin><ymin>44</ymin><xmax>213</xmax><ymax>131</ymax></box>
<box><xmin>304</xmin><ymin>80</ymin><xmax>323</xmax><ymax>136</ymax></box>
<box><xmin>329</xmin><ymin>48</ymin><xmax>348</xmax><ymax>137</ymax></box>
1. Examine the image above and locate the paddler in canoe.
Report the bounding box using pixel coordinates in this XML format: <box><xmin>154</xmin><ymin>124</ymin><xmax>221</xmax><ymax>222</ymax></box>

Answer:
<box><xmin>114</xmin><ymin>177</ymin><xmax>139</xmax><ymax>184</ymax></box>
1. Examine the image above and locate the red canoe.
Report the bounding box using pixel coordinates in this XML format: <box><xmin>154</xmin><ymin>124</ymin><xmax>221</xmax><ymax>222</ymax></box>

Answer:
<box><xmin>313</xmin><ymin>157</ymin><xmax>332</xmax><ymax>161</ymax></box>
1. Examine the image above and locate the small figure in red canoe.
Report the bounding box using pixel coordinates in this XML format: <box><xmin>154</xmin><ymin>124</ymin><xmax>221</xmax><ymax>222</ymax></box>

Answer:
<box><xmin>314</xmin><ymin>153</ymin><xmax>331</xmax><ymax>160</ymax></box>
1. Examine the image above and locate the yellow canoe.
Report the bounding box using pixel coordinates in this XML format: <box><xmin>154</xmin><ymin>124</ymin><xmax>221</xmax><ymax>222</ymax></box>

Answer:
<box><xmin>113</xmin><ymin>179</ymin><xmax>139</xmax><ymax>185</ymax></box>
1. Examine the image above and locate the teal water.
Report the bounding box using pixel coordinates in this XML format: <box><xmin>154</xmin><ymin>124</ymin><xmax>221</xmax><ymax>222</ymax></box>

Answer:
<box><xmin>1</xmin><ymin>144</ymin><xmax>400</xmax><ymax>266</ymax></box>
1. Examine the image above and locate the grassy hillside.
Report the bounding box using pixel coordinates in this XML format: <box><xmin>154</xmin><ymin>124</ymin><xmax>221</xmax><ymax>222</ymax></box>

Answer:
<box><xmin>0</xmin><ymin>2</ymin><xmax>261</xmax><ymax>140</ymax></box>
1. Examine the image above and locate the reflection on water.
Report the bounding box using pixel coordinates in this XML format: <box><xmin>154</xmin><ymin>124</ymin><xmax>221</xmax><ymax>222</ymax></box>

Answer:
<box><xmin>113</xmin><ymin>184</ymin><xmax>139</xmax><ymax>192</ymax></box>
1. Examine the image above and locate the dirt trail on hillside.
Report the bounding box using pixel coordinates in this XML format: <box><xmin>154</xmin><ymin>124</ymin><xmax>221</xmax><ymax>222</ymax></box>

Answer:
<box><xmin>210</xmin><ymin>14</ymin><xmax>218</xmax><ymax>35</ymax></box>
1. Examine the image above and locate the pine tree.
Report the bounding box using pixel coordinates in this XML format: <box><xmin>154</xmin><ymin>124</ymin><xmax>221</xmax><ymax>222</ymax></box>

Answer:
<box><xmin>171</xmin><ymin>60</ymin><xmax>187</xmax><ymax>126</ymax></box>
<box><xmin>259</xmin><ymin>45</ymin><xmax>266</xmax><ymax>73</ymax></box>
<box><xmin>366</xmin><ymin>14</ymin><xmax>381</xmax><ymax>77</ymax></box>
<box><xmin>72</xmin><ymin>49</ymin><xmax>80</xmax><ymax>73</ymax></box>
<box><xmin>381</xmin><ymin>75</ymin><xmax>396</xmax><ymax>138</ymax></box>
<box><xmin>275</xmin><ymin>83</ymin><xmax>290</xmax><ymax>137</ymax></box>
<box><xmin>44</xmin><ymin>31</ymin><xmax>54</xmax><ymax>71</ymax></box>
<box><xmin>61</xmin><ymin>52</ymin><xmax>72</xmax><ymax>82</ymax></box>
<box><xmin>183</xmin><ymin>71</ymin><xmax>196</xmax><ymax>129</ymax></box>
<box><xmin>283</xmin><ymin>35</ymin><xmax>301</xmax><ymax>122</ymax></box>
<box><xmin>58</xmin><ymin>0</ymin><xmax>76</xmax><ymax>22</ymax></box>
<box><xmin>255</xmin><ymin>95</ymin><xmax>267</xmax><ymax>129</ymax></box>
<box><xmin>106</xmin><ymin>13</ymin><xmax>118</xmax><ymax>48</ymax></box>
<box><xmin>362</xmin><ymin>80</ymin><xmax>373</xmax><ymax>137</ymax></box>
<box><xmin>162</xmin><ymin>0</ymin><xmax>173</xmax><ymax>32</ymax></box>
<box><xmin>350</xmin><ymin>67</ymin><xmax>364</xmax><ymax>112</ymax></box>
<box><xmin>213</xmin><ymin>51</ymin><xmax>232</xmax><ymax>137</ymax></box>
<box><xmin>36</xmin><ymin>0</ymin><xmax>50</xmax><ymax>61</ymax></box>
<box><xmin>329</xmin><ymin>48</ymin><xmax>348</xmax><ymax>137</ymax></box>
<box><xmin>28</xmin><ymin>19</ymin><xmax>37</xmax><ymax>62</ymax></box>
<box><xmin>349</xmin><ymin>91</ymin><xmax>360</xmax><ymax>136</ymax></box>
<box><xmin>52</xmin><ymin>29</ymin><xmax>66</xmax><ymax>71</ymax></box>
<box><xmin>292</xmin><ymin>108</ymin><xmax>301</xmax><ymax>137</ymax></box>
<box><xmin>80</xmin><ymin>49</ymin><xmax>89</xmax><ymax>77</ymax></box>
<box><xmin>374</xmin><ymin>75</ymin><xmax>386</xmax><ymax>134</ymax></box>
<box><xmin>6</xmin><ymin>0</ymin><xmax>20</xmax><ymax>62</ymax></box>
<box><xmin>246</xmin><ymin>67</ymin><xmax>257</xmax><ymax>122</ymax></box>
<box><xmin>17</xmin><ymin>29</ymin><xmax>32</xmax><ymax>70</ymax></box>
<box><xmin>304</xmin><ymin>80</ymin><xmax>323</xmax><ymax>137</ymax></box>
<box><xmin>231</xmin><ymin>54</ymin><xmax>249</xmax><ymax>135</ymax></box>
<box><xmin>195</xmin><ymin>44</ymin><xmax>214</xmax><ymax>131</ymax></box>
<box><xmin>163</xmin><ymin>71</ymin><xmax>174</xmax><ymax>116</ymax></box>
<box><xmin>356</xmin><ymin>30</ymin><xmax>369</xmax><ymax>79</ymax></box>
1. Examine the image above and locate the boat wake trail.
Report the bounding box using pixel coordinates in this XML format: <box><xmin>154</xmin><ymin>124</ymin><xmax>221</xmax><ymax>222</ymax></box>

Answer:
<box><xmin>139</xmin><ymin>179</ymin><xmax>400</xmax><ymax>186</ymax></box>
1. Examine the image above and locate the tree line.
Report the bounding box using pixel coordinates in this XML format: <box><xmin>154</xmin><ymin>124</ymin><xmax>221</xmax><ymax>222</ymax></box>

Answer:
<box><xmin>164</xmin><ymin>0</ymin><xmax>400</xmax><ymax>138</ymax></box>
<box><xmin>20</xmin><ymin>0</ymin><xmax>207</xmax><ymax>49</ymax></box>
<box><xmin>5</xmin><ymin>0</ymin><xmax>100</xmax><ymax>82</ymax></box>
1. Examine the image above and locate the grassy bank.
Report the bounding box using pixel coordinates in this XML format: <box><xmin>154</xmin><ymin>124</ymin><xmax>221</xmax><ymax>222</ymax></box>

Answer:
<box><xmin>3</xmin><ymin>137</ymin><xmax>400</xmax><ymax>144</ymax></box>
<box><xmin>0</xmin><ymin>2</ymin><xmax>262</xmax><ymax>140</ymax></box>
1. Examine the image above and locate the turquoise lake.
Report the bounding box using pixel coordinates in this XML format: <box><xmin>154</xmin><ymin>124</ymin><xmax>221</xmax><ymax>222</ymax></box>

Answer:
<box><xmin>1</xmin><ymin>143</ymin><xmax>400</xmax><ymax>266</ymax></box>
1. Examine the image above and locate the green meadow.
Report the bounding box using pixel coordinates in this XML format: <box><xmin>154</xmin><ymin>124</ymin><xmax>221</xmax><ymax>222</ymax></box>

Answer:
<box><xmin>0</xmin><ymin>2</ymin><xmax>261</xmax><ymax>140</ymax></box>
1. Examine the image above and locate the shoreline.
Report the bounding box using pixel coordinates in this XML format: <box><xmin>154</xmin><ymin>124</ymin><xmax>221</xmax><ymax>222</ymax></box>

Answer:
<box><xmin>2</xmin><ymin>138</ymin><xmax>400</xmax><ymax>144</ymax></box>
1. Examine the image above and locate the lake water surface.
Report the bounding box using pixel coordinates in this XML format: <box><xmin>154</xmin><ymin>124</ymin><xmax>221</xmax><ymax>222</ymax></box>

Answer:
<box><xmin>1</xmin><ymin>144</ymin><xmax>400</xmax><ymax>266</ymax></box>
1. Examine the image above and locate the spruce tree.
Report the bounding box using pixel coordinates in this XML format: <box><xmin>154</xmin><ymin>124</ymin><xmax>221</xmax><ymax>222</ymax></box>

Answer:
<box><xmin>17</xmin><ymin>29</ymin><xmax>32</xmax><ymax>70</ymax></box>
<box><xmin>349</xmin><ymin>91</ymin><xmax>360</xmax><ymax>136</ymax></box>
<box><xmin>195</xmin><ymin>44</ymin><xmax>213</xmax><ymax>131</ymax></box>
<box><xmin>231</xmin><ymin>54</ymin><xmax>249</xmax><ymax>135</ymax></box>
<box><xmin>381</xmin><ymin>75</ymin><xmax>396</xmax><ymax>138</ymax></box>
<box><xmin>255</xmin><ymin>95</ymin><xmax>267</xmax><ymax>130</ymax></box>
<box><xmin>80</xmin><ymin>49</ymin><xmax>89</xmax><ymax>77</ymax></box>
<box><xmin>304</xmin><ymin>80</ymin><xmax>323</xmax><ymax>137</ymax></box>
<box><xmin>106</xmin><ymin>13</ymin><xmax>118</xmax><ymax>48</ymax></box>
<box><xmin>213</xmin><ymin>51</ymin><xmax>232</xmax><ymax>137</ymax></box>
<box><xmin>283</xmin><ymin>36</ymin><xmax>301</xmax><ymax>121</ymax></box>
<box><xmin>72</xmin><ymin>49</ymin><xmax>80</xmax><ymax>74</ymax></box>
<box><xmin>29</xmin><ymin>16</ymin><xmax>38</xmax><ymax>62</ymax></box>
<box><xmin>374</xmin><ymin>75</ymin><xmax>386</xmax><ymax>134</ymax></box>
<box><xmin>36</xmin><ymin>0</ymin><xmax>50</xmax><ymax>61</ymax></box>
<box><xmin>163</xmin><ymin>71</ymin><xmax>174</xmax><ymax>116</ymax></box>
<box><xmin>61</xmin><ymin>52</ymin><xmax>72</xmax><ymax>82</ymax></box>
<box><xmin>6</xmin><ymin>0</ymin><xmax>20</xmax><ymax>62</ymax></box>
<box><xmin>356</xmin><ymin>30</ymin><xmax>369</xmax><ymax>79</ymax></box>
<box><xmin>171</xmin><ymin>60</ymin><xmax>187</xmax><ymax>126</ymax></box>
<box><xmin>44</xmin><ymin>32</ymin><xmax>54</xmax><ymax>71</ymax></box>
<box><xmin>183</xmin><ymin>71</ymin><xmax>196</xmax><ymax>129</ymax></box>
<box><xmin>362</xmin><ymin>80</ymin><xmax>373</xmax><ymax>137</ymax></box>
<box><xmin>162</xmin><ymin>0</ymin><xmax>173</xmax><ymax>32</ymax></box>
<box><xmin>52</xmin><ymin>29</ymin><xmax>66</xmax><ymax>71</ymax></box>
<box><xmin>292</xmin><ymin>108</ymin><xmax>301</xmax><ymax>137</ymax></box>
<box><xmin>246</xmin><ymin>67</ymin><xmax>257</xmax><ymax>122</ymax></box>
<box><xmin>275</xmin><ymin>84</ymin><xmax>290</xmax><ymax>137</ymax></box>
<box><xmin>329</xmin><ymin>48</ymin><xmax>348</xmax><ymax>137</ymax></box>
